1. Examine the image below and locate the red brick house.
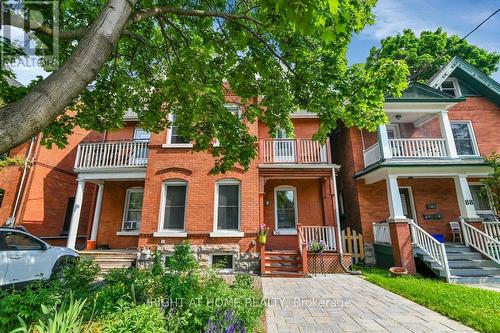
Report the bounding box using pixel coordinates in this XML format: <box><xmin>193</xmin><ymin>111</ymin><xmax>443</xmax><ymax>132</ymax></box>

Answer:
<box><xmin>332</xmin><ymin>57</ymin><xmax>500</xmax><ymax>282</ymax></box>
<box><xmin>43</xmin><ymin>95</ymin><xmax>340</xmax><ymax>274</ymax></box>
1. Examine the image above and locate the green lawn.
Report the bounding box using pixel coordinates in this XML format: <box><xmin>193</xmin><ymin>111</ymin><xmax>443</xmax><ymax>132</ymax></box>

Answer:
<box><xmin>356</xmin><ymin>266</ymin><xmax>500</xmax><ymax>333</ymax></box>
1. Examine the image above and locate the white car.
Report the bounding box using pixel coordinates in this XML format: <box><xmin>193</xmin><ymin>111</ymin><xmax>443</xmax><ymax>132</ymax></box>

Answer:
<box><xmin>0</xmin><ymin>227</ymin><xmax>79</xmax><ymax>288</ymax></box>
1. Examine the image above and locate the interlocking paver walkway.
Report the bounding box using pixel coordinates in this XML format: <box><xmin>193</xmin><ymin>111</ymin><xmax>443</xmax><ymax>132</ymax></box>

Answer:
<box><xmin>262</xmin><ymin>275</ymin><xmax>476</xmax><ymax>333</ymax></box>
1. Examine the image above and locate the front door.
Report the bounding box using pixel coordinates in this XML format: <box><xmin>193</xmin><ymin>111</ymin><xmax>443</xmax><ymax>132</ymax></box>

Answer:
<box><xmin>399</xmin><ymin>187</ymin><xmax>416</xmax><ymax>222</ymax></box>
<box><xmin>132</xmin><ymin>127</ymin><xmax>150</xmax><ymax>165</ymax></box>
<box><xmin>275</xmin><ymin>187</ymin><xmax>297</xmax><ymax>234</ymax></box>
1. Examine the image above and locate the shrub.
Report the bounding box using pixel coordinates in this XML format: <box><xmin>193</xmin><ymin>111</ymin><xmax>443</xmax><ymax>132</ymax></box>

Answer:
<box><xmin>99</xmin><ymin>302</ymin><xmax>166</xmax><ymax>333</ymax></box>
<box><xmin>11</xmin><ymin>292</ymin><xmax>87</xmax><ymax>333</ymax></box>
<box><xmin>166</xmin><ymin>241</ymin><xmax>198</xmax><ymax>272</ymax></box>
<box><xmin>233</xmin><ymin>273</ymin><xmax>253</xmax><ymax>290</ymax></box>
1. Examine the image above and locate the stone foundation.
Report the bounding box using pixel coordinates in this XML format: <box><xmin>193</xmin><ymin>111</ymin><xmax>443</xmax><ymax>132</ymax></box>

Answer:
<box><xmin>156</xmin><ymin>243</ymin><xmax>259</xmax><ymax>273</ymax></box>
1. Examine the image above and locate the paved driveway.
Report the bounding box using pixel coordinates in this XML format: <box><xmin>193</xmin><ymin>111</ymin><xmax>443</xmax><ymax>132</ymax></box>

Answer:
<box><xmin>262</xmin><ymin>275</ymin><xmax>476</xmax><ymax>333</ymax></box>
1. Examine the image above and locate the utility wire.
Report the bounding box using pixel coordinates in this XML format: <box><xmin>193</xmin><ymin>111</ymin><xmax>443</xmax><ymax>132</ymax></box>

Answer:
<box><xmin>409</xmin><ymin>8</ymin><xmax>500</xmax><ymax>82</ymax></box>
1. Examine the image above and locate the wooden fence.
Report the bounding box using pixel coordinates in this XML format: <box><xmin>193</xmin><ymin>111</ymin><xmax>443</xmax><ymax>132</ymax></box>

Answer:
<box><xmin>341</xmin><ymin>227</ymin><xmax>364</xmax><ymax>264</ymax></box>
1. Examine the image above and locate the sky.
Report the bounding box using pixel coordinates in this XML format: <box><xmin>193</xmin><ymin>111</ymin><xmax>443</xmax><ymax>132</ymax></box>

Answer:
<box><xmin>347</xmin><ymin>0</ymin><xmax>500</xmax><ymax>81</ymax></box>
<box><xmin>6</xmin><ymin>0</ymin><xmax>500</xmax><ymax>85</ymax></box>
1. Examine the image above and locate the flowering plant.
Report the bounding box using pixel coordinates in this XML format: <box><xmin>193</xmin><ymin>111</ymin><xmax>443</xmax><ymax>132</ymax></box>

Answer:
<box><xmin>308</xmin><ymin>240</ymin><xmax>327</xmax><ymax>253</ymax></box>
<box><xmin>257</xmin><ymin>224</ymin><xmax>269</xmax><ymax>236</ymax></box>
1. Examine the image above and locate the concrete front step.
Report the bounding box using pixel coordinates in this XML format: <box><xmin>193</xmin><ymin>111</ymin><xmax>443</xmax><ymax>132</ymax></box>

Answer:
<box><xmin>432</xmin><ymin>259</ymin><xmax>498</xmax><ymax>269</ymax></box>
<box><xmin>263</xmin><ymin>271</ymin><xmax>305</xmax><ymax>278</ymax></box>
<box><xmin>444</xmin><ymin>245</ymin><xmax>473</xmax><ymax>253</ymax></box>
<box><xmin>449</xmin><ymin>276</ymin><xmax>500</xmax><ymax>284</ymax></box>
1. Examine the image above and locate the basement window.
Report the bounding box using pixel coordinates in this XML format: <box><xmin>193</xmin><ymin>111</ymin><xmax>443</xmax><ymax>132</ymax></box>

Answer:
<box><xmin>210</xmin><ymin>254</ymin><xmax>234</xmax><ymax>272</ymax></box>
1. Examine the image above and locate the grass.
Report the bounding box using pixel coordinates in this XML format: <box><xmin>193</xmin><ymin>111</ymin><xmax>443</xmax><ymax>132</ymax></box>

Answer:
<box><xmin>356</xmin><ymin>265</ymin><xmax>500</xmax><ymax>333</ymax></box>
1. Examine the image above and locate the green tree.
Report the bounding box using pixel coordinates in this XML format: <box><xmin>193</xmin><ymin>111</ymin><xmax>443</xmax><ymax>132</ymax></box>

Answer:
<box><xmin>481</xmin><ymin>153</ymin><xmax>500</xmax><ymax>214</ymax></box>
<box><xmin>1</xmin><ymin>0</ymin><xmax>409</xmax><ymax>173</ymax></box>
<box><xmin>367</xmin><ymin>28</ymin><xmax>500</xmax><ymax>81</ymax></box>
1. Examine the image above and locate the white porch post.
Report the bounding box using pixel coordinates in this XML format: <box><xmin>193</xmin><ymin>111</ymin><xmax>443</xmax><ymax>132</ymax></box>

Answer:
<box><xmin>386</xmin><ymin>175</ymin><xmax>406</xmax><ymax>220</ymax></box>
<box><xmin>378</xmin><ymin>124</ymin><xmax>392</xmax><ymax>159</ymax></box>
<box><xmin>438</xmin><ymin>111</ymin><xmax>458</xmax><ymax>158</ymax></box>
<box><xmin>454</xmin><ymin>174</ymin><xmax>479</xmax><ymax>220</ymax></box>
<box><xmin>67</xmin><ymin>180</ymin><xmax>85</xmax><ymax>249</ymax></box>
<box><xmin>90</xmin><ymin>183</ymin><xmax>104</xmax><ymax>241</ymax></box>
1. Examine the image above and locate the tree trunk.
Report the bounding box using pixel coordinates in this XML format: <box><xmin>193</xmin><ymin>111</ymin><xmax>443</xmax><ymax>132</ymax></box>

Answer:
<box><xmin>0</xmin><ymin>0</ymin><xmax>137</xmax><ymax>153</ymax></box>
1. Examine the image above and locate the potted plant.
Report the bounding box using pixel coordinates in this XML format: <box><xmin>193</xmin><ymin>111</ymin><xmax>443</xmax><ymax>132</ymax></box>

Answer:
<box><xmin>257</xmin><ymin>224</ymin><xmax>269</xmax><ymax>244</ymax></box>
<box><xmin>308</xmin><ymin>240</ymin><xmax>327</xmax><ymax>253</ymax></box>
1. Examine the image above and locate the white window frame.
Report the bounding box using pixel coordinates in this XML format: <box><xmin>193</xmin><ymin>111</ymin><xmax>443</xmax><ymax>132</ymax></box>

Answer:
<box><xmin>119</xmin><ymin>187</ymin><xmax>144</xmax><ymax>235</ymax></box>
<box><xmin>209</xmin><ymin>253</ymin><xmax>235</xmax><ymax>273</ymax></box>
<box><xmin>468</xmin><ymin>182</ymin><xmax>495</xmax><ymax>215</ymax></box>
<box><xmin>155</xmin><ymin>180</ymin><xmax>188</xmax><ymax>237</ymax></box>
<box><xmin>274</xmin><ymin>185</ymin><xmax>298</xmax><ymax>235</ymax></box>
<box><xmin>212</xmin><ymin>104</ymin><xmax>242</xmax><ymax>147</ymax></box>
<box><xmin>450</xmin><ymin>120</ymin><xmax>480</xmax><ymax>156</ymax></box>
<box><xmin>164</xmin><ymin>113</ymin><xmax>193</xmax><ymax>148</ymax></box>
<box><xmin>211</xmin><ymin>179</ymin><xmax>243</xmax><ymax>237</ymax></box>
<box><xmin>439</xmin><ymin>77</ymin><xmax>462</xmax><ymax>97</ymax></box>
<box><xmin>133</xmin><ymin>126</ymin><xmax>151</xmax><ymax>141</ymax></box>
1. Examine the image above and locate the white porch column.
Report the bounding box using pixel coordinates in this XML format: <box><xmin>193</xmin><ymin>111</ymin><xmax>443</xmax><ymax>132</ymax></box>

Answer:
<box><xmin>386</xmin><ymin>175</ymin><xmax>406</xmax><ymax>220</ymax></box>
<box><xmin>378</xmin><ymin>124</ymin><xmax>392</xmax><ymax>159</ymax></box>
<box><xmin>454</xmin><ymin>174</ymin><xmax>479</xmax><ymax>220</ymax></box>
<box><xmin>67</xmin><ymin>180</ymin><xmax>85</xmax><ymax>249</ymax></box>
<box><xmin>90</xmin><ymin>183</ymin><xmax>104</xmax><ymax>241</ymax></box>
<box><xmin>438</xmin><ymin>111</ymin><xmax>458</xmax><ymax>158</ymax></box>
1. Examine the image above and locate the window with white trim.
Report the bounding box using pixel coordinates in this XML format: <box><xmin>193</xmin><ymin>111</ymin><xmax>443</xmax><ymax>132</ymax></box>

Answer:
<box><xmin>122</xmin><ymin>188</ymin><xmax>144</xmax><ymax>231</ymax></box>
<box><xmin>167</xmin><ymin>114</ymin><xmax>190</xmax><ymax>144</ymax></box>
<box><xmin>440</xmin><ymin>78</ymin><xmax>461</xmax><ymax>97</ymax></box>
<box><xmin>133</xmin><ymin>127</ymin><xmax>151</xmax><ymax>141</ymax></box>
<box><xmin>451</xmin><ymin>122</ymin><xmax>478</xmax><ymax>156</ymax></box>
<box><xmin>469</xmin><ymin>184</ymin><xmax>496</xmax><ymax>222</ymax></box>
<box><xmin>210</xmin><ymin>254</ymin><xmax>234</xmax><ymax>272</ymax></box>
<box><xmin>225</xmin><ymin>104</ymin><xmax>241</xmax><ymax>118</ymax></box>
<box><xmin>161</xmin><ymin>181</ymin><xmax>187</xmax><ymax>230</ymax></box>
<box><xmin>215</xmin><ymin>180</ymin><xmax>240</xmax><ymax>231</ymax></box>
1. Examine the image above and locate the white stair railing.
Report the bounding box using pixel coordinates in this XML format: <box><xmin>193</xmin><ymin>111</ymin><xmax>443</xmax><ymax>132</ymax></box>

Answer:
<box><xmin>409</xmin><ymin>221</ymin><xmax>450</xmax><ymax>282</ymax></box>
<box><xmin>372</xmin><ymin>223</ymin><xmax>391</xmax><ymax>244</ymax></box>
<box><xmin>483</xmin><ymin>221</ymin><xmax>500</xmax><ymax>241</ymax></box>
<box><xmin>461</xmin><ymin>220</ymin><xmax>500</xmax><ymax>264</ymax></box>
<box><xmin>301</xmin><ymin>226</ymin><xmax>336</xmax><ymax>251</ymax></box>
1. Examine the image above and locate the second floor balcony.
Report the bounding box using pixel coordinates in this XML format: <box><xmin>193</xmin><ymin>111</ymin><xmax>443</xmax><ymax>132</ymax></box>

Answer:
<box><xmin>75</xmin><ymin>140</ymin><xmax>149</xmax><ymax>171</ymax></box>
<box><xmin>260</xmin><ymin>138</ymin><xmax>331</xmax><ymax>164</ymax></box>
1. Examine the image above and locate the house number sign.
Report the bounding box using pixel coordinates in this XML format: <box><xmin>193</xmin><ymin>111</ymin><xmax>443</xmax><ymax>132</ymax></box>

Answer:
<box><xmin>465</xmin><ymin>199</ymin><xmax>474</xmax><ymax>205</ymax></box>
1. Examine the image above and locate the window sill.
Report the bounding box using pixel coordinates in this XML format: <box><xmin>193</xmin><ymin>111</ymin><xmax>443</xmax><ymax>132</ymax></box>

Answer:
<box><xmin>273</xmin><ymin>230</ymin><xmax>297</xmax><ymax>236</ymax></box>
<box><xmin>153</xmin><ymin>231</ymin><xmax>188</xmax><ymax>238</ymax></box>
<box><xmin>210</xmin><ymin>231</ymin><xmax>244</xmax><ymax>238</ymax></box>
<box><xmin>162</xmin><ymin>143</ymin><xmax>193</xmax><ymax>148</ymax></box>
<box><xmin>116</xmin><ymin>231</ymin><xmax>139</xmax><ymax>236</ymax></box>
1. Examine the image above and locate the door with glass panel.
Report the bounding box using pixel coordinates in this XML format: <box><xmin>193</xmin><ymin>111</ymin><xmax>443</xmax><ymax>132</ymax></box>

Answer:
<box><xmin>132</xmin><ymin>127</ymin><xmax>150</xmax><ymax>165</ymax></box>
<box><xmin>273</xmin><ymin>129</ymin><xmax>295</xmax><ymax>163</ymax></box>
<box><xmin>275</xmin><ymin>187</ymin><xmax>297</xmax><ymax>234</ymax></box>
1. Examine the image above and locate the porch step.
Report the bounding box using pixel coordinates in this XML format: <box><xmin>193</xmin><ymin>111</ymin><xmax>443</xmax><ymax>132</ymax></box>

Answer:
<box><xmin>79</xmin><ymin>251</ymin><xmax>136</xmax><ymax>273</ymax></box>
<box><xmin>415</xmin><ymin>244</ymin><xmax>500</xmax><ymax>284</ymax></box>
<box><xmin>262</xmin><ymin>250</ymin><xmax>305</xmax><ymax>278</ymax></box>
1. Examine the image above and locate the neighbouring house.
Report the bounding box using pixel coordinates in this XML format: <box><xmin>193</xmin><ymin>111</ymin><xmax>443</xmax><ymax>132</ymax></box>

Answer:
<box><xmin>332</xmin><ymin>57</ymin><xmax>500</xmax><ymax>283</ymax></box>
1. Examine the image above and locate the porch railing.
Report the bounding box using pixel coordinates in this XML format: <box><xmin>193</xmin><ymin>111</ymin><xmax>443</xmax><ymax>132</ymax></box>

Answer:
<box><xmin>410</xmin><ymin>221</ymin><xmax>451</xmax><ymax>282</ymax></box>
<box><xmin>296</xmin><ymin>224</ymin><xmax>309</xmax><ymax>275</ymax></box>
<box><xmin>300</xmin><ymin>226</ymin><xmax>336</xmax><ymax>251</ymax></box>
<box><xmin>388</xmin><ymin>138</ymin><xmax>448</xmax><ymax>158</ymax></box>
<box><xmin>461</xmin><ymin>220</ymin><xmax>500</xmax><ymax>264</ymax></box>
<box><xmin>260</xmin><ymin>139</ymin><xmax>329</xmax><ymax>164</ymax></box>
<box><xmin>483</xmin><ymin>222</ymin><xmax>500</xmax><ymax>240</ymax></box>
<box><xmin>363</xmin><ymin>143</ymin><xmax>381</xmax><ymax>166</ymax></box>
<box><xmin>75</xmin><ymin>141</ymin><xmax>149</xmax><ymax>170</ymax></box>
<box><xmin>373</xmin><ymin>223</ymin><xmax>391</xmax><ymax>244</ymax></box>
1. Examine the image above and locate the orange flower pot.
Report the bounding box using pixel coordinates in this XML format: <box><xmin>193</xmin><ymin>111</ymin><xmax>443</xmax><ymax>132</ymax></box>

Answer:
<box><xmin>86</xmin><ymin>240</ymin><xmax>97</xmax><ymax>250</ymax></box>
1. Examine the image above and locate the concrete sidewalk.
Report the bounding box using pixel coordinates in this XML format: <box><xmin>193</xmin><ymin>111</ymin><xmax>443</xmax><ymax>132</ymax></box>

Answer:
<box><xmin>262</xmin><ymin>275</ymin><xmax>476</xmax><ymax>333</ymax></box>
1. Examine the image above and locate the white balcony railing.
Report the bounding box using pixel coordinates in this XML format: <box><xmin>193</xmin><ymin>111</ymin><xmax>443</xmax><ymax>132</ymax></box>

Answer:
<box><xmin>364</xmin><ymin>143</ymin><xmax>381</xmax><ymax>167</ymax></box>
<box><xmin>75</xmin><ymin>141</ymin><xmax>149</xmax><ymax>170</ymax></box>
<box><xmin>260</xmin><ymin>139</ymin><xmax>329</xmax><ymax>164</ymax></box>
<box><xmin>300</xmin><ymin>226</ymin><xmax>336</xmax><ymax>251</ymax></box>
<box><xmin>389</xmin><ymin>138</ymin><xmax>448</xmax><ymax>158</ymax></box>
<box><xmin>372</xmin><ymin>223</ymin><xmax>391</xmax><ymax>244</ymax></box>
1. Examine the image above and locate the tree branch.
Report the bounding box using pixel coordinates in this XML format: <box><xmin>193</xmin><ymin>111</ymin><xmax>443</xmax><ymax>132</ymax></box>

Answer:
<box><xmin>131</xmin><ymin>6</ymin><xmax>262</xmax><ymax>26</ymax></box>
<box><xmin>1</xmin><ymin>10</ymin><xmax>87</xmax><ymax>39</ymax></box>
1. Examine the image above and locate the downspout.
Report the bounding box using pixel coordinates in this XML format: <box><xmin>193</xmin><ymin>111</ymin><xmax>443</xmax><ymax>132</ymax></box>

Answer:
<box><xmin>8</xmin><ymin>136</ymin><xmax>36</xmax><ymax>226</ymax></box>
<box><xmin>331</xmin><ymin>166</ymin><xmax>362</xmax><ymax>275</ymax></box>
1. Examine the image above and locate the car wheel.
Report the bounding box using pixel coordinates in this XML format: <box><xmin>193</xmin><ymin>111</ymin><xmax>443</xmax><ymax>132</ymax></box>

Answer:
<box><xmin>50</xmin><ymin>256</ymin><xmax>77</xmax><ymax>280</ymax></box>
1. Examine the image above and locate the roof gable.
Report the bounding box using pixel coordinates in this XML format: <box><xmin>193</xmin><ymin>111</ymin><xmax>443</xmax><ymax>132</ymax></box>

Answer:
<box><xmin>385</xmin><ymin>82</ymin><xmax>464</xmax><ymax>103</ymax></box>
<box><xmin>427</xmin><ymin>57</ymin><xmax>500</xmax><ymax>105</ymax></box>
